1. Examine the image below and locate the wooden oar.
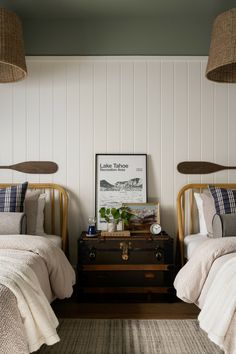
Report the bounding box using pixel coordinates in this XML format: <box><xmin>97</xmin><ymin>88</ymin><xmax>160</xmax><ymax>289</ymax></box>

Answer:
<box><xmin>177</xmin><ymin>161</ymin><xmax>236</xmax><ymax>174</ymax></box>
<box><xmin>0</xmin><ymin>161</ymin><xmax>58</xmax><ymax>174</ymax></box>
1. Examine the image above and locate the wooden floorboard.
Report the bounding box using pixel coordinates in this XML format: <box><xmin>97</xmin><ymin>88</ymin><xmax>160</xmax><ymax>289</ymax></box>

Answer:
<box><xmin>52</xmin><ymin>300</ymin><xmax>200</xmax><ymax>319</ymax></box>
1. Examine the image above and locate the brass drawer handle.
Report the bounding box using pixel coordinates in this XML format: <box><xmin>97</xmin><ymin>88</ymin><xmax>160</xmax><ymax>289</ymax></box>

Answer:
<box><xmin>120</xmin><ymin>242</ymin><xmax>132</xmax><ymax>261</ymax></box>
<box><xmin>144</xmin><ymin>272</ymin><xmax>155</xmax><ymax>279</ymax></box>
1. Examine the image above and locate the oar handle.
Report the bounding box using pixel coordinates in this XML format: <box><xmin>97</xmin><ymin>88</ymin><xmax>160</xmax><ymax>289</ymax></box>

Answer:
<box><xmin>0</xmin><ymin>166</ymin><xmax>10</xmax><ymax>169</ymax></box>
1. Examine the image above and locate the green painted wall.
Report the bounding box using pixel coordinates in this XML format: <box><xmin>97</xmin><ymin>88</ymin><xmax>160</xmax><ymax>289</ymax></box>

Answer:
<box><xmin>23</xmin><ymin>17</ymin><xmax>212</xmax><ymax>55</ymax></box>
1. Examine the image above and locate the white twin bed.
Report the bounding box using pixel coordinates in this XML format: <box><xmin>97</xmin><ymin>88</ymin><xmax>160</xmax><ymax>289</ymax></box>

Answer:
<box><xmin>0</xmin><ymin>183</ymin><xmax>75</xmax><ymax>354</ymax></box>
<box><xmin>174</xmin><ymin>183</ymin><xmax>236</xmax><ymax>354</ymax></box>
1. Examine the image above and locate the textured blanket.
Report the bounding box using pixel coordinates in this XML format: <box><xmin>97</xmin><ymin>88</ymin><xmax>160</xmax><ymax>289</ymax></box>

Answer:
<box><xmin>198</xmin><ymin>257</ymin><xmax>236</xmax><ymax>350</ymax></box>
<box><xmin>0</xmin><ymin>235</ymin><xmax>76</xmax><ymax>354</ymax></box>
<box><xmin>174</xmin><ymin>237</ymin><xmax>236</xmax><ymax>354</ymax></box>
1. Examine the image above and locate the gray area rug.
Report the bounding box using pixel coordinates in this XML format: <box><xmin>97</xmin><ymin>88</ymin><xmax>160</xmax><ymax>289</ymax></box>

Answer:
<box><xmin>37</xmin><ymin>319</ymin><xmax>223</xmax><ymax>354</ymax></box>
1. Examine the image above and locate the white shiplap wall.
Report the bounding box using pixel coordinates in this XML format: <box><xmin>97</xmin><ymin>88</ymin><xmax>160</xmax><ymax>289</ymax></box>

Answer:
<box><xmin>1</xmin><ymin>56</ymin><xmax>236</xmax><ymax>264</ymax></box>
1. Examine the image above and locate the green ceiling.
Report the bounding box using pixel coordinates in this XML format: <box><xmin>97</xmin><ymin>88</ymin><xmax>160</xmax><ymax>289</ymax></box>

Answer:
<box><xmin>1</xmin><ymin>0</ymin><xmax>236</xmax><ymax>55</ymax></box>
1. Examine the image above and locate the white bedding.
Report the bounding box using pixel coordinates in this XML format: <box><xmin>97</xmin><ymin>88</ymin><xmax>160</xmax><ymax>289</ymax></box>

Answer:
<box><xmin>198</xmin><ymin>256</ymin><xmax>236</xmax><ymax>350</ymax></box>
<box><xmin>0</xmin><ymin>255</ymin><xmax>60</xmax><ymax>352</ymax></box>
<box><xmin>174</xmin><ymin>237</ymin><xmax>236</xmax><ymax>354</ymax></box>
<box><xmin>0</xmin><ymin>234</ymin><xmax>76</xmax><ymax>353</ymax></box>
<box><xmin>184</xmin><ymin>233</ymin><xmax>208</xmax><ymax>259</ymax></box>
<box><xmin>38</xmin><ymin>234</ymin><xmax>62</xmax><ymax>249</ymax></box>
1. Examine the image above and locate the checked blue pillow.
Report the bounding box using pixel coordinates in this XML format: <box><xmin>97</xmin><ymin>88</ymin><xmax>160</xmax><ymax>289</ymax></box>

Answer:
<box><xmin>0</xmin><ymin>182</ymin><xmax>28</xmax><ymax>212</ymax></box>
<box><xmin>209</xmin><ymin>185</ymin><xmax>236</xmax><ymax>215</ymax></box>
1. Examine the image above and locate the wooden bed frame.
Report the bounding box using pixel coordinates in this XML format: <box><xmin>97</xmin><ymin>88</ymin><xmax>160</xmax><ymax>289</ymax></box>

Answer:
<box><xmin>0</xmin><ymin>183</ymin><xmax>68</xmax><ymax>252</ymax></box>
<box><xmin>177</xmin><ymin>183</ymin><xmax>236</xmax><ymax>266</ymax></box>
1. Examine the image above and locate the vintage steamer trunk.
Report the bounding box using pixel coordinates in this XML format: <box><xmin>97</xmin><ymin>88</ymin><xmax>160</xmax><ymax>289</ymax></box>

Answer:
<box><xmin>77</xmin><ymin>231</ymin><xmax>174</xmax><ymax>299</ymax></box>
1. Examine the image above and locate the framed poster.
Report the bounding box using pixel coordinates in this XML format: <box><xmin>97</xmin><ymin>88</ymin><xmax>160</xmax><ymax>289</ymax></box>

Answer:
<box><xmin>122</xmin><ymin>202</ymin><xmax>160</xmax><ymax>233</ymax></box>
<box><xmin>95</xmin><ymin>154</ymin><xmax>147</xmax><ymax>230</ymax></box>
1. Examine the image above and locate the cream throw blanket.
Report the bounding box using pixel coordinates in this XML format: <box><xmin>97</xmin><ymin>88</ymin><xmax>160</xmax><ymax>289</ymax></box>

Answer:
<box><xmin>0</xmin><ymin>255</ymin><xmax>59</xmax><ymax>353</ymax></box>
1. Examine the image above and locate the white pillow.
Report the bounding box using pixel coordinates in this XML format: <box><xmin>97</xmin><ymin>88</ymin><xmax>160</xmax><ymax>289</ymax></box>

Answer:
<box><xmin>194</xmin><ymin>192</ymin><xmax>208</xmax><ymax>235</ymax></box>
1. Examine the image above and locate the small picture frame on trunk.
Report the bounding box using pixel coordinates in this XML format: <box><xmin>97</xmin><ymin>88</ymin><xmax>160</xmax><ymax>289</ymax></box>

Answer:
<box><xmin>122</xmin><ymin>202</ymin><xmax>160</xmax><ymax>233</ymax></box>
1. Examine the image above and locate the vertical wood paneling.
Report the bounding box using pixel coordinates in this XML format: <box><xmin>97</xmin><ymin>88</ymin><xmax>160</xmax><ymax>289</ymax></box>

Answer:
<box><xmin>107</xmin><ymin>62</ymin><xmax>121</xmax><ymax>152</ymax></box>
<box><xmin>147</xmin><ymin>62</ymin><xmax>161</xmax><ymax>201</ymax></box>
<box><xmin>121</xmin><ymin>62</ymin><xmax>134</xmax><ymax>153</ymax></box>
<box><xmin>201</xmin><ymin>61</ymin><xmax>214</xmax><ymax>184</ymax></box>
<box><xmin>228</xmin><ymin>84</ymin><xmax>236</xmax><ymax>183</ymax></box>
<box><xmin>188</xmin><ymin>62</ymin><xmax>201</xmax><ymax>184</ymax></box>
<box><xmin>174</xmin><ymin>62</ymin><xmax>188</xmax><ymax>199</ymax></box>
<box><xmin>134</xmin><ymin>62</ymin><xmax>147</xmax><ymax>152</ymax></box>
<box><xmin>0</xmin><ymin>85</ymin><xmax>13</xmax><ymax>182</ymax></box>
<box><xmin>1</xmin><ymin>56</ymin><xmax>236</xmax><ymax>264</ymax></box>
<box><xmin>79</xmin><ymin>63</ymin><xmax>94</xmax><ymax>231</ymax></box>
<box><xmin>214</xmin><ymin>84</ymin><xmax>228</xmax><ymax>183</ymax></box>
<box><xmin>12</xmin><ymin>82</ymin><xmax>27</xmax><ymax>183</ymax></box>
<box><xmin>161</xmin><ymin>62</ymin><xmax>174</xmax><ymax>236</ymax></box>
<box><xmin>66</xmin><ymin>62</ymin><xmax>80</xmax><ymax>260</ymax></box>
<box><xmin>94</xmin><ymin>62</ymin><xmax>107</xmax><ymax>153</ymax></box>
<box><xmin>52</xmin><ymin>63</ymin><xmax>67</xmax><ymax>185</ymax></box>
<box><xmin>38</xmin><ymin>62</ymin><xmax>54</xmax><ymax>184</ymax></box>
<box><xmin>26</xmin><ymin>61</ymin><xmax>40</xmax><ymax>183</ymax></box>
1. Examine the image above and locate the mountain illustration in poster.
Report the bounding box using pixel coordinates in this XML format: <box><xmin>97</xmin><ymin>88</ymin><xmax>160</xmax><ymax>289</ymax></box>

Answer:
<box><xmin>100</xmin><ymin>178</ymin><xmax>143</xmax><ymax>191</ymax></box>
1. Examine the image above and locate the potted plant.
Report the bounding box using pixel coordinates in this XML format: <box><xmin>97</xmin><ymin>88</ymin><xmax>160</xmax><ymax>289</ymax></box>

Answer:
<box><xmin>99</xmin><ymin>206</ymin><xmax>133</xmax><ymax>232</ymax></box>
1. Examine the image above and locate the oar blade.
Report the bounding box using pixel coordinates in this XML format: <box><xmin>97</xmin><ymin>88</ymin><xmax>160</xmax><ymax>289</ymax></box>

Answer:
<box><xmin>177</xmin><ymin>161</ymin><xmax>225</xmax><ymax>174</ymax></box>
<box><xmin>11</xmin><ymin>161</ymin><xmax>58</xmax><ymax>174</ymax></box>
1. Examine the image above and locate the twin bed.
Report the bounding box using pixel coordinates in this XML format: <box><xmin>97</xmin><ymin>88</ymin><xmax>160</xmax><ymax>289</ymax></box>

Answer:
<box><xmin>175</xmin><ymin>183</ymin><xmax>236</xmax><ymax>354</ymax></box>
<box><xmin>0</xmin><ymin>183</ymin><xmax>75</xmax><ymax>354</ymax></box>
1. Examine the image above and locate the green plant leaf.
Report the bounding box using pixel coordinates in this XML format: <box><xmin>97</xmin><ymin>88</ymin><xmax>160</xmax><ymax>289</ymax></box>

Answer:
<box><xmin>105</xmin><ymin>208</ymin><xmax>111</xmax><ymax>215</ymax></box>
<box><xmin>99</xmin><ymin>207</ymin><xmax>106</xmax><ymax>218</ymax></box>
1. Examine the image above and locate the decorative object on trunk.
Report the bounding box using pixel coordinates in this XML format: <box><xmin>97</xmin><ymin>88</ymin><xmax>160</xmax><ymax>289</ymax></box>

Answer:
<box><xmin>86</xmin><ymin>216</ymin><xmax>97</xmax><ymax>237</ymax></box>
<box><xmin>0</xmin><ymin>161</ymin><xmax>58</xmax><ymax>174</ymax></box>
<box><xmin>177</xmin><ymin>161</ymin><xmax>236</xmax><ymax>175</ymax></box>
<box><xmin>0</xmin><ymin>8</ymin><xmax>27</xmax><ymax>83</ymax></box>
<box><xmin>123</xmin><ymin>202</ymin><xmax>160</xmax><ymax>233</ymax></box>
<box><xmin>99</xmin><ymin>206</ymin><xmax>133</xmax><ymax>232</ymax></box>
<box><xmin>206</xmin><ymin>8</ymin><xmax>236</xmax><ymax>83</ymax></box>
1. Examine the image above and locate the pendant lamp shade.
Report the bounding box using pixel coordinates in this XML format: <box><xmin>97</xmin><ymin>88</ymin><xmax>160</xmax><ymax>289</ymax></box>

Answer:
<box><xmin>206</xmin><ymin>8</ymin><xmax>236</xmax><ymax>83</ymax></box>
<box><xmin>0</xmin><ymin>8</ymin><xmax>27</xmax><ymax>83</ymax></box>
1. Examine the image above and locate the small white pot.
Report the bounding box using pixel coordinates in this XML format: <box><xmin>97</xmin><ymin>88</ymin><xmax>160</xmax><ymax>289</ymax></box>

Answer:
<box><xmin>107</xmin><ymin>222</ymin><xmax>116</xmax><ymax>232</ymax></box>
<box><xmin>116</xmin><ymin>220</ymin><xmax>124</xmax><ymax>231</ymax></box>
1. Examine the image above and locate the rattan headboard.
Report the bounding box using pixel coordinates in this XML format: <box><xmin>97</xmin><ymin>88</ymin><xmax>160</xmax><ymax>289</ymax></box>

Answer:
<box><xmin>0</xmin><ymin>183</ymin><xmax>68</xmax><ymax>252</ymax></box>
<box><xmin>177</xmin><ymin>183</ymin><xmax>236</xmax><ymax>266</ymax></box>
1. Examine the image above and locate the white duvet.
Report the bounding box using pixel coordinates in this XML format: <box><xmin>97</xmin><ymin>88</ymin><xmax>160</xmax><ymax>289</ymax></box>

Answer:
<box><xmin>0</xmin><ymin>234</ymin><xmax>76</xmax><ymax>353</ymax></box>
<box><xmin>0</xmin><ymin>256</ymin><xmax>59</xmax><ymax>352</ymax></box>
<box><xmin>199</xmin><ymin>256</ymin><xmax>236</xmax><ymax>350</ymax></box>
<box><xmin>174</xmin><ymin>237</ymin><xmax>236</xmax><ymax>354</ymax></box>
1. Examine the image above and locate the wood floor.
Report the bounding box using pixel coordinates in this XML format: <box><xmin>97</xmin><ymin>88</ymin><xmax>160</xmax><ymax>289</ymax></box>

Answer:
<box><xmin>53</xmin><ymin>300</ymin><xmax>199</xmax><ymax>319</ymax></box>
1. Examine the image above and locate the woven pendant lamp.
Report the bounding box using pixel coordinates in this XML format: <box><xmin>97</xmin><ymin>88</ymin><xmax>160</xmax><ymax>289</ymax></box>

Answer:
<box><xmin>0</xmin><ymin>8</ymin><xmax>27</xmax><ymax>83</ymax></box>
<box><xmin>206</xmin><ymin>8</ymin><xmax>236</xmax><ymax>83</ymax></box>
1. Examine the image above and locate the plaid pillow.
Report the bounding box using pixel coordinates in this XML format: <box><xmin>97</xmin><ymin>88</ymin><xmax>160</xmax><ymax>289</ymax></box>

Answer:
<box><xmin>209</xmin><ymin>186</ymin><xmax>236</xmax><ymax>214</ymax></box>
<box><xmin>0</xmin><ymin>182</ymin><xmax>28</xmax><ymax>212</ymax></box>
